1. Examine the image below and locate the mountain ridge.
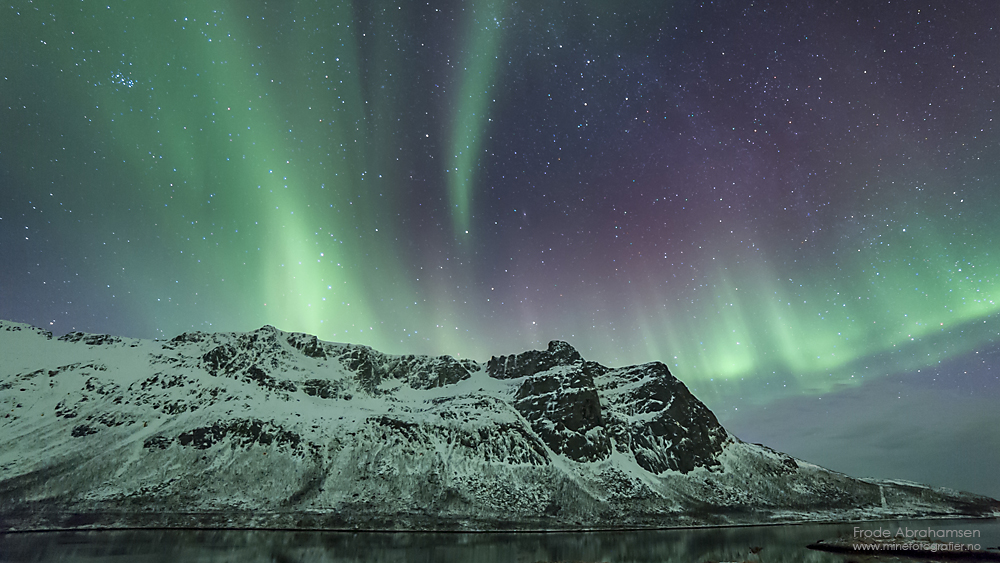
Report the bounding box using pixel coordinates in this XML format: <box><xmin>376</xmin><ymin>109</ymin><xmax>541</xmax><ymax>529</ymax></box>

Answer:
<box><xmin>1</xmin><ymin>319</ymin><xmax>997</xmax><ymax>532</ymax></box>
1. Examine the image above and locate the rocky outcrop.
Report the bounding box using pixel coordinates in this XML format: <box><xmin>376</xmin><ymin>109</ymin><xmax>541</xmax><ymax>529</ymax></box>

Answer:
<box><xmin>512</xmin><ymin>363</ymin><xmax>610</xmax><ymax>462</ymax></box>
<box><xmin>487</xmin><ymin>340</ymin><xmax>582</xmax><ymax>379</ymax></box>
<box><xmin>599</xmin><ymin>362</ymin><xmax>728</xmax><ymax>474</ymax></box>
<box><xmin>0</xmin><ymin>319</ymin><xmax>997</xmax><ymax>532</ymax></box>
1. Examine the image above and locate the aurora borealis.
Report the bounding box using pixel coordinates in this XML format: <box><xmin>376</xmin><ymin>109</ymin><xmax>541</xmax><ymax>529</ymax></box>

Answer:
<box><xmin>2</xmin><ymin>1</ymin><xmax>999</xmax><ymax>496</ymax></box>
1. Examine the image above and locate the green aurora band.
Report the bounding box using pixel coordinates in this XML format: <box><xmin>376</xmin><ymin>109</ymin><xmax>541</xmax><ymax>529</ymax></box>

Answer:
<box><xmin>2</xmin><ymin>0</ymin><xmax>998</xmax><ymax>409</ymax></box>
<box><xmin>446</xmin><ymin>0</ymin><xmax>505</xmax><ymax>239</ymax></box>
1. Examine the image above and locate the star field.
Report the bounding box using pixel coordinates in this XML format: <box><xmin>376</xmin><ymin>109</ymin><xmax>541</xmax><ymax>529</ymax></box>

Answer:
<box><xmin>2</xmin><ymin>1</ymin><xmax>999</xmax><ymax>495</ymax></box>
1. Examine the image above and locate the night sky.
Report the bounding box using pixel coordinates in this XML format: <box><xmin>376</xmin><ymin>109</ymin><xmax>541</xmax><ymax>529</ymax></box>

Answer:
<box><xmin>2</xmin><ymin>1</ymin><xmax>998</xmax><ymax>497</ymax></box>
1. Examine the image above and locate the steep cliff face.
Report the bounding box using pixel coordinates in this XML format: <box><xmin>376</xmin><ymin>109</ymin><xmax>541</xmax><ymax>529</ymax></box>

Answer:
<box><xmin>1</xmin><ymin>320</ymin><xmax>997</xmax><ymax>532</ymax></box>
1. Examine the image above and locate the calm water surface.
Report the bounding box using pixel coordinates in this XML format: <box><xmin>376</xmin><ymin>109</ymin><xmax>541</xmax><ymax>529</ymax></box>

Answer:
<box><xmin>2</xmin><ymin>519</ymin><xmax>998</xmax><ymax>563</ymax></box>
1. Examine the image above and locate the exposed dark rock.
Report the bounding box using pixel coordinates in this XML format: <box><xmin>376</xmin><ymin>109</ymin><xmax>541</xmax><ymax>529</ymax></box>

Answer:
<box><xmin>241</xmin><ymin>326</ymin><xmax>285</xmax><ymax>361</ymax></box>
<box><xmin>245</xmin><ymin>364</ymin><xmax>275</xmax><ymax>388</ymax></box>
<box><xmin>178</xmin><ymin>424</ymin><xmax>227</xmax><ymax>449</ymax></box>
<box><xmin>143</xmin><ymin>435</ymin><xmax>171</xmax><ymax>450</ymax></box>
<box><xmin>336</xmin><ymin>346</ymin><xmax>383</xmax><ymax>394</ymax></box>
<box><xmin>202</xmin><ymin>344</ymin><xmax>238</xmax><ymax>376</ymax></box>
<box><xmin>287</xmin><ymin>333</ymin><xmax>328</xmax><ymax>359</ymax></box>
<box><xmin>70</xmin><ymin>424</ymin><xmax>97</xmax><ymax>437</ymax></box>
<box><xmin>176</xmin><ymin>419</ymin><xmax>302</xmax><ymax>451</ymax></box>
<box><xmin>54</xmin><ymin>400</ymin><xmax>77</xmax><ymax>419</ymax></box>
<box><xmin>513</xmin><ymin>367</ymin><xmax>610</xmax><ymax>462</ymax></box>
<box><xmin>93</xmin><ymin>413</ymin><xmax>130</xmax><ymax>427</ymax></box>
<box><xmin>58</xmin><ymin>332</ymin><xmax>124</xmax><ymax>346</ymax></box>
<box><xmin>2</xmin><ymin>322</ymin><xmax>53</xmax><ymax>339</ymax></box>
<box><xmin>582</xmin><ymin>360</ymin><xmax>611</xmax><ymax>379</ymax></box>
<box><xmin>170</xmin><ymin>331</ymin><xmax>208</xmax><ymax>344</ymax></box>
<box><xmin>602</xmin><ymin>362</ymin><xmax>728</xmax><ymax>474</ymax></box>
<box><xmin>385</xmin><ymin>355</ymin><xmax>474</xmax><ymax>389</ymax></box>
<box><xmin>302</xmin><ymin>378</ymin><xmax>345</xmax><ymax>399</ymax></box>
<box><xmin>487</xmin><ymin>340</ymin><xmax>583</xmax><ymax>379</ymax></box>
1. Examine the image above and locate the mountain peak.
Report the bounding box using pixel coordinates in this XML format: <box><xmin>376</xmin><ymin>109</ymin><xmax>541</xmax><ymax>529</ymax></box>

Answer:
<box><xmin>545</xmin><ymin>340</ymin><xmax>582</xmax><ymax>362</ymax></box>
<box><xmin>486</xmin><ymin>340</ymin><xmax>583</xmax><ymax>380</ymax></box>
<box><xmin>0</xmin><ymin>319</ymin><xmax>53</xmax><ymax>340</ymax></box>
<box><xmin>1</xmin><ymin>321</ymin><xmax>998</xmax><ymax>532</ymax></box>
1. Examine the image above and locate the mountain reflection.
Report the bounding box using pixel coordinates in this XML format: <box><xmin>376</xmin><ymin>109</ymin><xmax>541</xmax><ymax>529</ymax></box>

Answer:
<box><xmin>3</xmin><ymin>519</ymin><xmax>997</xmax><ymax>563</ymax></box>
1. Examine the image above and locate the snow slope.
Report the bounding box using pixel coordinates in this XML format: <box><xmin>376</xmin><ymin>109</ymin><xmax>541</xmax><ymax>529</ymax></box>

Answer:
<box><xmin>1</xmin><ymin>320</ymin><xmax>997</xmax><ymax>531</ymax></box>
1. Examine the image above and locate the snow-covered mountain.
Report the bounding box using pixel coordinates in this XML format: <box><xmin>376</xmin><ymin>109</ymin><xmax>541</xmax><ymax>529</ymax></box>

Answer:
<box><xmin>1</xmin><ymin>320</ymin><xmax>997</xmax><ymax>531</ymax></box>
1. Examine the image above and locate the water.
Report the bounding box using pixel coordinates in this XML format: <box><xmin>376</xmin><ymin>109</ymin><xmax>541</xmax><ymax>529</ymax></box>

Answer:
<box><xmin>1</xmin><ymin>519</ymin><xmax>997</xmax><ymax>562</ymax></box>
